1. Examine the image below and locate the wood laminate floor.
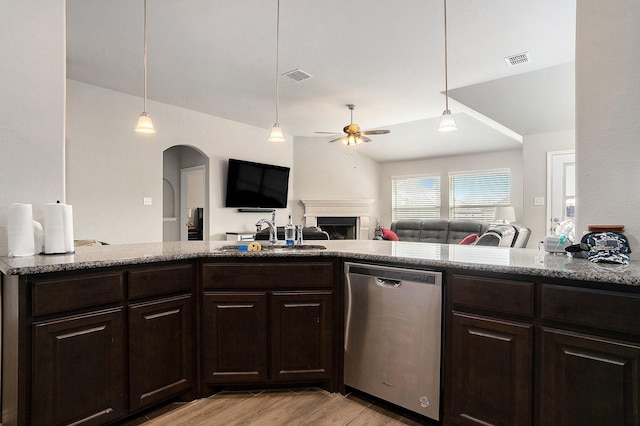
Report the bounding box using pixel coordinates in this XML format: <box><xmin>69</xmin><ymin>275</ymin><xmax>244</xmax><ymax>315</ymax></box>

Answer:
<box><xmin>124</xmin><ymin>388</ymin><xmax>433</xmax><ymax>426</ymax></box>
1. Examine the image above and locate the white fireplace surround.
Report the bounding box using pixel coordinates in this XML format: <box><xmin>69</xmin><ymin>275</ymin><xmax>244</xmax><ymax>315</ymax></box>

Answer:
<box><xmin>301</xmin><ymin>199</ymin><xmax>373</xmax><ymax>240</ymax></box>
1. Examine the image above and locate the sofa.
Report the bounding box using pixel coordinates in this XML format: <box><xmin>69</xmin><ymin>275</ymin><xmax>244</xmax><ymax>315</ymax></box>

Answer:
<box><xmin>384</xmin><ymin>219</ymin><xmax>490</xmax><ymax>244</ymax></box>
<box><xmin>379</xmin><ymin>219</ymin><xmax>531</xmax><ymax>248</ymax></box>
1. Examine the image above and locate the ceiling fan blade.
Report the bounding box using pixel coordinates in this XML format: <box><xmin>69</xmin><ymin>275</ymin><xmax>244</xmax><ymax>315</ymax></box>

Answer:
<box><xmin>328</xmin><ymin>136</ymin><xmax>346</xmax><ymax>143</ymax></box>
<box><xmin>315</xmin><ymin>131</ymin><xmax>342</xmax><ymax>135</ymax></box>
<box><xmin>360</xmin><ymin>136</ymin><xmax>373</xmax><ymax>143</ymax></box>
<box><xmin>361</xmin><ymin>129</ymin><xmax>390</xmax><ymax>135</ymax></box>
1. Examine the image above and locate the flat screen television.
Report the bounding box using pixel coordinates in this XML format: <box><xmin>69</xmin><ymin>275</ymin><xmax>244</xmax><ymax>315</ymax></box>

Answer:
<box><xmin>225</xmin><ymin>158</ymin><xmax>290</xmax><ymax>209</ymax></box>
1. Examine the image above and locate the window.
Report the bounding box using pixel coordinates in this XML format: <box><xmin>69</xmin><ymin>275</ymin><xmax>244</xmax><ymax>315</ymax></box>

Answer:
<box><xmin>392</xmin><ymin>175</ymin><xmax>441</xmax><ymax>221</ymax></box>
<box><xmin>449</xmin><ymin>169</ymin><xmax>510</xmax><ymax>221</ymax></box>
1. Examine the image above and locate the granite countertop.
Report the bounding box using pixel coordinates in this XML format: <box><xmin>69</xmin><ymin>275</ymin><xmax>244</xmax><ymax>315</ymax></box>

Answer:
<box><xmin>1</xmin><ymin>240</ymin><xmax>639</xmax><ymax>287</ymax></box>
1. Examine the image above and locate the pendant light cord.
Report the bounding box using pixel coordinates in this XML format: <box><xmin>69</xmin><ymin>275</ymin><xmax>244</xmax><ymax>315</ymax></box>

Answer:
<box><xmin>143</xmin><ymin>0</ymin><xmax>149</xmax><ymax>113</ymax></box>
<box><xmin>274</xmin><ymin>0</ymin><xmax>281</xmax><ymax>124</ymax></box>
<box><xmin>443</xmin><ymin>0</ymin><xmax>449</xmax><ymax>111</ymax></box>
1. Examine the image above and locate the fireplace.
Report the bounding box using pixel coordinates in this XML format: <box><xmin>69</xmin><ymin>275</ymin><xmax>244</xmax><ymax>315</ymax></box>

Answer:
<box><xmin>301</xmin><ymin>199</ymin><xmax>373</xmax><ymax>240</ymax></box>
<box><xmin>317</xmin><ymin>217</ymin><xmax>357</xmax><ymax>240</ymax></box>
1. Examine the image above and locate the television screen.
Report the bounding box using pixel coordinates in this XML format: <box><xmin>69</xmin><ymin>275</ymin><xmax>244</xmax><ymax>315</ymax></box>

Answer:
<box><xmin>225</xmin><ymin>158</ymin><xmax>290</xmax><ymax>208</ymax></box>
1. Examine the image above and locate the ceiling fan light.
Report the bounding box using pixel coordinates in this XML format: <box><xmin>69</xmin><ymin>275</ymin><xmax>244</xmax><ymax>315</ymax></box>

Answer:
<box><xmin>356</xmin><ymin>137</ymin><xmax>363</xmax><ymax>145</ymax></box>
<box><xmin>438</xmin><ymin>109</ymin><xmax>458</xmax><ymax>132</ymax></box>
<box><xmin>135</xmin><ymin>112</ymin><xmax>156</xmax><ymax>134</ymax></box>
<box><xmin>269</xmin><ymin>124</ymin><xmax>285</xmax><ymax>143</ymax></box>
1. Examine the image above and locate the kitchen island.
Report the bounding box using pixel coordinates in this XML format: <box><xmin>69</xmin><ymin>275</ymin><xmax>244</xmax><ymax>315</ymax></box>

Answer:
<box><xmin>2</xmin><ymin>240</ymin><xmax>640</xmax><ymax>425</ymax></box>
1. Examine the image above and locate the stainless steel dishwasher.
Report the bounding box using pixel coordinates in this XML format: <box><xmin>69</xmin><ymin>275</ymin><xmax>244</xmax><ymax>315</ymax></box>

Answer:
<box><xmin>344</xmin><ymin>262</ymin><xmax>442</xmax><ymax>421</ymax></box>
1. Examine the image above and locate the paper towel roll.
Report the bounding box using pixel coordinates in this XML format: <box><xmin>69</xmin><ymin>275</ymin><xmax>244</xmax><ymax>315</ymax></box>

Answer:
<box><xmin>8</xmin><ymin>203</ymin><xmax>35</xmax><ymax>257</ymax></box>
<box><xmin>45</xmin><ymin>202</ymin><xmax>67</xmax><ymax>254</ymax></box>
<box><xmin>33</xmin><ymin>220</ymin><xmax>44</xmax><ymax>254</ymax></box>
<box><xmin>63</xmin><ymin>204</ymin><xmax>75</xmax><ymax>253</ymax></box>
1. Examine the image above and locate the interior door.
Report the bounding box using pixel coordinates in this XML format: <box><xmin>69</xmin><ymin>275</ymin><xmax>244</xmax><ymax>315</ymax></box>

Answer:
<box><xmin>547</xmin><ymin>150</ymin><xmax>575</xmax><ymax>236</ymax></box>
<box><xmin>180</xmin><ymin>165</ymin><xmax>206</xmax><ymax>241</ymax></box>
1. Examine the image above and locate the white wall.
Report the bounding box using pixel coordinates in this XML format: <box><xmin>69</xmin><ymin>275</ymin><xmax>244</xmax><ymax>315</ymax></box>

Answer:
<box><xmin>576</xmin><ymin>0</ymin><xmax>640</xmax><ymax>257</ymax></box>
<box><xmin>66</xmin><ymin>80</ymin><xmax>293</xmax><ymax>243</ymax></box>
<box><xmin>0</xmin><ymin>0</ymin><xmax>66</xmax><ymax>255</ymax></box>
<box><xmin>522</xmin><ymin>129</ymin><xmax>575</xmax><ymax>247</ymax></box>
<box><xmin>292</xmin><ymin>137</ymin><xmax>381</xmax><ymax>237</ymax></box>
<box><xmin>379</xmin><ymin>149</ymin><xmax>524</xmax><ymax>240</ymax></box>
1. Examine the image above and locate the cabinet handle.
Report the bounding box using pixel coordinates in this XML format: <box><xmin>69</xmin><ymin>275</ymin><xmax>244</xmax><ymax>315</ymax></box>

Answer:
<box><xmin>375</xmin><ymin>278</ymin><xmax>401</xmax><ymax>288</ymax></box>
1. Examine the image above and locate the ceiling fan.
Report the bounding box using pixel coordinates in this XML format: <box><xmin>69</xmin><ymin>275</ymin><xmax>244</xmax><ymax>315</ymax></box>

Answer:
<box><xmin>316</xmin><ymin>104</ymin><xmax>390</xmax><ymax>146</ymax></box>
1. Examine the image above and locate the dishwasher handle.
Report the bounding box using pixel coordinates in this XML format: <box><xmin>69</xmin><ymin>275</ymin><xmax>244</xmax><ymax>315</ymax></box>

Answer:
<box><xmin>375</xmin><ymin>277</ymin><xmax>401</xmax><ymax>288</ymax></box>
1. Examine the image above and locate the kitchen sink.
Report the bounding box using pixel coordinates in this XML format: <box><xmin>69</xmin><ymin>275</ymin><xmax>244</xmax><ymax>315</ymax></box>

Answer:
<box><xmin>217</xmin><ymin>244</ymin><xmax>326</xmax><ymax>252</ymax></box>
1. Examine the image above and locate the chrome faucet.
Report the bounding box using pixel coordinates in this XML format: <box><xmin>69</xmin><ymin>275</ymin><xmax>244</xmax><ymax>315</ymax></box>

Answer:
<box><xmin>255</xmin><ymin>211</ymin><xmax>278</xmax><ymax>244</ymax></box>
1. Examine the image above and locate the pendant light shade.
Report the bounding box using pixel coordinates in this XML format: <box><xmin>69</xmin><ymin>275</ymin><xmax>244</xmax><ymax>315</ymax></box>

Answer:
<box><xmin>269</xmin><ymin>0</ymin><xmax>285</xmax><ymax>143</ymax></box>
<box><xmin>135</xmin><ymin>112</ymin><xmax>156</xmax><ymax>134</ymax></box>
<box><xmin>438</xmin><ymin>0</ymin><xmax>457</xmax><ymax>132</ymax></box>
<box><xmin>269</xmin><ymin>124</ymin><xmax>285</xmax><ymax>143</ymax></box>
<box><xmin>135</xmin><ymin>0</ymin><xmax>155</xmax><ymax>135</ymax></box>
<box><xmin>438</xmin><ymin>109</ymin><xmax>457</xmax><ymax>132</ymax></box>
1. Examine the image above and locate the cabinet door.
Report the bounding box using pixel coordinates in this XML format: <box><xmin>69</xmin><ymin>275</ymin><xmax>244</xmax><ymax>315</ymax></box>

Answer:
<box><xmin>129</xmin><ymin>294</ymin><xmax>194</xmax><ymax>411</ymax></box>
<box><xmin>203</xmin><ymin>292</ymin><xmax>268</xmax><ymax>383</ymax></box>
<box><xmin>271</xmin><ymin>291</ymin><xmax>334</xmax><ymax>382</ymax></box>
<box><xmin>540</xmin><ymin>328</ymin><xmax>640</xmax><ymax>426</ymax></box>
<box><xmin>32</xmin><ymin>308</ymin><xmax>126</xmax><ymax>426</ymax></box>
<box><xmin>447</xmin><ymin>312</ymin><xmax>532</xmax><ymax>426</ymax></box>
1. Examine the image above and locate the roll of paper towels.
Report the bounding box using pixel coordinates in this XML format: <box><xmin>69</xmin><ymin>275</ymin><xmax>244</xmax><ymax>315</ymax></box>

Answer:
<box><xmin>7</xmin><ymin>203</ymin><xmax>35</xmax><ymax>257</ymax></box>
<box><xmin>45</xmin><ymin>202</ymin><xmax>74</xmax><ymax>254</ymax></box>
<box><xmin>33</xmin><ymin>220</ymin><xmax>44</xmax><ymax>254</ymax></box>
<box><xmin>63</xmin><ymin>204</ymin><xmax>75</xmax><ymax>253</ymax></box>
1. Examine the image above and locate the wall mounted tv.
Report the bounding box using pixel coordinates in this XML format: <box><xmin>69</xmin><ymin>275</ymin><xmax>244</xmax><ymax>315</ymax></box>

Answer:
<box><xmin>225</xmin><ymin>158</ymin><xmax>290</xmax><ymax>209</ymax></box>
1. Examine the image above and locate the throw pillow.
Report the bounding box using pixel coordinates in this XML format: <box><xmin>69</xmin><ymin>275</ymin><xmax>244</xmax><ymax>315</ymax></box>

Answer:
<box><xmin>381</xmin><ymin>227</ymin><xmax>399</xmax><ymax>241</ymax></box>
<box><xmin>459</xmin><ymin>233</ymin><xmax>479</xmax><ymax>245</ymax></box>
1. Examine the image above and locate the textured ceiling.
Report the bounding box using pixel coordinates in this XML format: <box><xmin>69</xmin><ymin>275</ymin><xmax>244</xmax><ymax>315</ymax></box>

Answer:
<box><xmin>66</xmin><ymin>0</ymin><xmax>576</xmax><ymax>162</ymax></box>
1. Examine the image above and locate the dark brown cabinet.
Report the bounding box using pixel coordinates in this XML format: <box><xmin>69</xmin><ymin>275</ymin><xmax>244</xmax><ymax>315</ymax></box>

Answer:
<box><xmin>32</xmin><ymin>308</ymin><xmax>126</xmax><ymax>426</ymax></box>
<box><xmin>129</xmin><ymin>294</ymin><xmax>194</xmax><ymax>411</ymax></box>
<box><xmin>539</xmin><ymin>328</ymin><xmax>640</xmax><ymax>425</ymax></box>
<box><xmin>449</xmin><ymin>312</ymin><xmax>532</xmax><ymax>426</ymax></box>
<box><xmin>203</xmin><ymin>292</ymin><xmax>268</xmax><ymax>383</ymax></box>
<box><xmin>201</xmin><ymin>260</ymin><xmax>337</xmax><ymax>392</ymax></box>
<box><xmin>128</xmin><ymin>264</ymin><xmax>196</xmax><ymax>411</ymax></box>
<box><xmin>2</xmin><ymin>262</ymin><xmax>196</xmax><ymax>426</ymax></box>
<box><xmin>271</xmin><ymin>290</ymin><xmax>333</xmax><ymax>382</ymax></box>
<box><xmin>445</xmin><ymin>274</ymin><xmax>640</xmax><ymax>426</ymax></box>
<box><xmin>445</xmin><ymin>274</ymin><xmax>534</xmax><ymax>426</ymax></box>
<box><xmin>539</xmin><ymin>283</ymin><xmax>640</xmax><ymax>426</ymax></box>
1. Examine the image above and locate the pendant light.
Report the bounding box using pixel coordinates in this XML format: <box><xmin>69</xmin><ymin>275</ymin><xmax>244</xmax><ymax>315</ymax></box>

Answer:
<box><xmin>438</xmin><ymin>0</ymin><xmax>457</xmax><ymax>132</ymax></box>
<box><xmin>268</xmin><ymin>0</ymin><xmax>285</xmax><ymax>143</ymax></box>
<box><xmin>135</xmin><ymin>0</ymin><xmax>156</xmax><ymax>134</ymax></box>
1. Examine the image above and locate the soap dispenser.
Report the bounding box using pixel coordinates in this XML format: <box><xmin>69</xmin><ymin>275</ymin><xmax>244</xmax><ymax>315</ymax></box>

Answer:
<box><xmin>285</xmin><ymin>212</ymin><xmax>295</xmax><ymax>245</ymax></box>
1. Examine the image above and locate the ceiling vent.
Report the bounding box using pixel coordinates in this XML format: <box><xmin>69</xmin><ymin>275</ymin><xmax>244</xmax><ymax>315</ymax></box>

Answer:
<box><xmin>504</xmin><ymin>52</ymin><xmax>530</xmax><ymax>67</ymax></box>
<box><xmin>283</xmin><ymin>68</ymin><xmax>312</xmax><ymax>82</ymax></box>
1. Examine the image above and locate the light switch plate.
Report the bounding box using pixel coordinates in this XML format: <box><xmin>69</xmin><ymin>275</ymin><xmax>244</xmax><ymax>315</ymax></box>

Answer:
<box><xmin>534</xmin><ymin>197</ymin><xmax>545</xmax><ymax>206</ymax></box>
<box><xmin>143</xmin><ymin>197</ymin><xmax>152</xmax><ymax>206</ymax></box>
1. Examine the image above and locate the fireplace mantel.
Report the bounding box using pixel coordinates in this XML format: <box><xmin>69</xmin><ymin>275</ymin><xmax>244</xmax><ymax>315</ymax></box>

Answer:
<box><xmin>301</xmin><ymin>199</ymin><xmax>373</xmax><ymax>240</ymax></box>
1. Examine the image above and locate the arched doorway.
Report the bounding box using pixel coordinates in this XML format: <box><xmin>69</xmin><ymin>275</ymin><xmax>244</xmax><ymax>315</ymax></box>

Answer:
<box><xmin>163</xmin><ymin>145</ymin><xmax>209</xmax><ymax>241</ymax></box>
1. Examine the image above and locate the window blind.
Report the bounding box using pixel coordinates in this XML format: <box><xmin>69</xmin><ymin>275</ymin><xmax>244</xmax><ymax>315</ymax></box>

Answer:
<box><xmin>449</xmin><ymin>169</ymin><xmax>510</xmax><ymax>221</ymax></box>
<box><xmin>392</xmin><ymin>175</ymin><xmax>441</xmax><ymax>220</ymax></box>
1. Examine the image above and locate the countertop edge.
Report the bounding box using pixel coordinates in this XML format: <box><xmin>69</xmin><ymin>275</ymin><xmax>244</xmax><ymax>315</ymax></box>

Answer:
<box><xmin>2</xmin><ymin>241</ymin><xmax>640</xmax><ymax>288</ymax></box>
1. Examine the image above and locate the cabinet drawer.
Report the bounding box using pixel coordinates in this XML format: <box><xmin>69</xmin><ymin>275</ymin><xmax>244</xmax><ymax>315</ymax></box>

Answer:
<box><xmin>451</xmin><ymin>274</ymin><xmax>534</xmax><ymax>318</ymax></box>
<box><xmin>541</xmin><ymin>284</ymin><xmax>640</xmax><ymax>335</ymax></box>
<box><xmin>129</xmin><ymin>263</ymin><xmax>194</xmax><ymax>300</ymax></box>
<box><xmin>32</xmin><ymin>272</ymin><xmax>125</xmax><ymax>316</ymax></box>
<box><xmin>202</xmin><ymin>262</ymin><xmax>334</xmax><ymax>289</ymax></box>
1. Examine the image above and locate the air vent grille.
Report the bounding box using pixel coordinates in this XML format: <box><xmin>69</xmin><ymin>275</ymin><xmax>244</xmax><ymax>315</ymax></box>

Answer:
<box><xmin>504</xmin><ymin>52</ymin><xmax>530</xmax><ymax>67</ymax></box>
<box><xmin>283</xmin><ymin>68</ymin><xmax>312</xmax><ymax>82</ymax></box>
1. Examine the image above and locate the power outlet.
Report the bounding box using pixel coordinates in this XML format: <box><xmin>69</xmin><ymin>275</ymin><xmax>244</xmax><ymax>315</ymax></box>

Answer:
<box><xmin>143</xmin><ymin>197</ymin><xmax>152</xmax><ymax>206</ymax></box>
